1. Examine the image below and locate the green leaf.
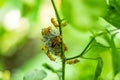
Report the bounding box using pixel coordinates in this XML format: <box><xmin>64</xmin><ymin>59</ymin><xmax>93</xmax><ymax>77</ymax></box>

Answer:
<box><xmin>94</xmin><ymin>57</ymin><xmax>103</xmax><ymax>80</ymax></box>
<box><xmin>42</xmin><ymin>63</ymin><xmax>62</xmax><ymax>80</ymax></box>
<box><xmin>42</xmin><ymin>63</ymin><xmax>55</xmax><ymax>73</ymax></box>
<box><xmin>56</xmin><ymin>69</ymin><xmax>62</xmax><ymax>78</ymax></box>
<box><xmin>61</xmin><ymin>0</ymin><xmax>107</xmax><ymax>31</ymax></box>
<box><xmin>83</xmin><ymin>0</ymin><xmax>107</xmax><ymax>16</ymax></box>
<box><xmin>23</xmin><ymin>70</ymin><xmax>47</xmax><ymax>80</ymax></box>
<box><xmin>110</xmin><ymin>33</ymin><xmax>120</xmax><ymax>76</ymax></box>
<box><xmin>103</xmin><ymin>0</ymin><xmax>120</xmax><ymax>29</ymax></box>
<box><xmin>109</xmin><ymin>0</ymin><xmax>120</xmax><ymax>12</ymax></box>
<box><xmin>103</xmin><ymin>6</ymin><xmax>120</xmax><ymax>29</ymax></box>
<box><xmin>103</xmin><ymin>32</ymin><xmax>120</xmax><ymax>76</ymax></box>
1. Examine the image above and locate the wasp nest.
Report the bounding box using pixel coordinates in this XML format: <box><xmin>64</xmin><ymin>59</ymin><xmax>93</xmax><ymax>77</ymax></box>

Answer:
<box><xmin>41</xmin><ymin>26</ymin><xmax>67</xmax><ymax>61</ymax></box>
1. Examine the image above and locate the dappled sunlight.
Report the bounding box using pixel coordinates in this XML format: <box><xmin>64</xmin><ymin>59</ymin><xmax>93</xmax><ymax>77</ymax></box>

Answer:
<box><xmin>3</xmin><ymin>9</ymin><xmax>21</xmax><ymax>31</ymax></box>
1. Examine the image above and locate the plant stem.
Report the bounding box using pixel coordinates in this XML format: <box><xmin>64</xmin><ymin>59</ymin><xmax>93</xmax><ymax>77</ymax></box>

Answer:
<box><xmin>66</xmin><ymin>37</ymin><xmax>94</xmax><ymax>60</ymax></box>
<box><xmin>51</xmin><ymin>0</ymin><xmax>62</xmax><ymax>34</ymax></box>
<box><xmin>51</xmin><ymin>0</ymin><xmax>66</xmax><ymax>80</ymax></box>
<box><xmin>62</xmin><ymin>60</ymin><xmax>66</xmax><ymax>80</ymax></box>
<box><xmin>51</xmin><ymin>0</ymin><xmax>61</xmax><ymax>21</ymax></box>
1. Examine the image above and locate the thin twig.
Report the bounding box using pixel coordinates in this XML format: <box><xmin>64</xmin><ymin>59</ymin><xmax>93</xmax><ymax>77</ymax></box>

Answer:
<box><xmin>51</xmin><ymin>0</ymin><xmax>66</xmax><ymax>80</ymax></box>
<box><xmin>51</xmin><ymin>0</ymin><xmax>61</xmax><ymax>34</ymax></box>
<box><xmin>66</xmin><ymin>37</ymin><xmax>94</xmax><ymax>60</ymax></box>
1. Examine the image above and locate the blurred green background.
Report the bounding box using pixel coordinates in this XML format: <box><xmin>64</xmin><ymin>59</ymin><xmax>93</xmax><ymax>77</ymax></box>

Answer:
<box><xmin>0</xmin><ymin>0</ymin><xmax>120</xmax><ymax>80</ymax></box>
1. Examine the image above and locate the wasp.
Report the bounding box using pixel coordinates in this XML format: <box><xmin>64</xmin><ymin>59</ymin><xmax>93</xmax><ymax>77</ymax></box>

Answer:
<box><xmin>41</xmin><ymin>45</ymin><xmax>56</xmax><ymax>61</ymax></box>
<box><xmin>51</xmin><ymin>18</ymin><xmax>67</xmax><ymax>28</ymax></box>
<box><xmin>46</xmin><ymin>51</ymin><xmax>56</xmax><ymax>61</ymax></box>
<box><xmin>66</xmin><ymin>59</ymin><xmax>79</xmax><ymax>64</ymax></box>
<box><xmin>51</xmin><ymin>35</ymin><xmax>61</xmax><ymax>48</ymax></box>
<box><xmin>61</xmin><ymin>20</ymin><xmax>67</xmax><ymax>27</ymax></box>
<box><xmin>51</xmin><ymin>35</ymin><xmax>67</xmax><ymax>51</ymax></box>
<box><xmin>41</xmin><ymin>26</ymin><xmax>51</xmax><ymax>35</ymax></box>
<box><xmin>51</xmin><ymin>18</ymin><xmax>59</xmax><ymax>27</ymax></box>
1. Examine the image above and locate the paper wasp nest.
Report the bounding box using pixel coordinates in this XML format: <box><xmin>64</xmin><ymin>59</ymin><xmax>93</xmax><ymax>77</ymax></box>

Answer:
<box><xmin>41</xmin><ymin>26</ymin><xmax>67</xmax><ymax>61</ymax></box>
<box><xmin>41</xmin><ymin>26</ymin><xmax>61</xmax><ymax>55</ymax></box>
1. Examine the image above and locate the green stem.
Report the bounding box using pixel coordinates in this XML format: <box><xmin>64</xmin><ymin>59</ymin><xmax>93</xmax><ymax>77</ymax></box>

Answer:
<box><xmin>66</xmin><ymin>37</ymin><xmax>94</xmax><ymax>60</ymax></box>
<box><xmin>51</xmin><ymin>0</ymin><xmax>66</xmax><ymax>80</ymax></box>
<box><xmin>62</xmin><ymin>60</ymin><xmax>66</xmax><ymax>80</ymax></box>
<box><xmin>51</xmin><ymin>0</ymin><xmax>61</xmax><ymax>22</ymax></box>
<box><xmin>51</xmin><ymin>0</ymin><xmax>62</xmax><ymax>34</ymax></box>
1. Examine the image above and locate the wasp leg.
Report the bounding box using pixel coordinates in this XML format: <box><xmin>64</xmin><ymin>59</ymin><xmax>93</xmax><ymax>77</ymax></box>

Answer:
<box><xmin>46</xmin><ymin>51</ymin><xmax>56</xmax><ymax>61</ymax></box>
<box><xmin>51</xmin><ymin>35</ymin><xmax>61</xmax><ymax>48</ymax></box>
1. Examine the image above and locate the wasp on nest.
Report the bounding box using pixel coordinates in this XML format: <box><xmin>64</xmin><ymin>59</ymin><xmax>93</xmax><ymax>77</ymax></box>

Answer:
<box><xmin>41</xmin><ymin>18</ymin><xmax>67</xmax><ymax>61</ymax></box>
